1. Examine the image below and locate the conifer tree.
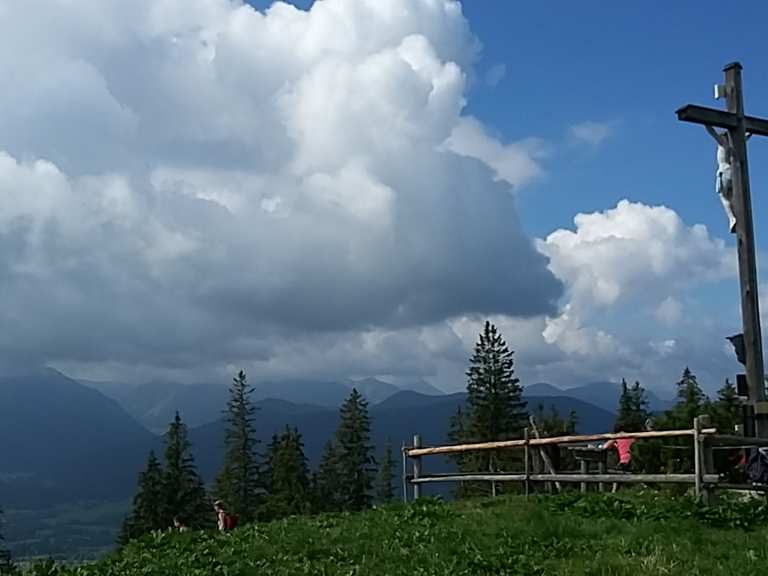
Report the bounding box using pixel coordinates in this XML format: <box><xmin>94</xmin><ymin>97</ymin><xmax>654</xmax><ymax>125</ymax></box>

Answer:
<box><xmin>262</xmin><ymin>427</ymin><xmax>311</xmax><ymax>519</ymax></box>
<box><xmin>312</xmin><ymin>440</ymin><xmax>342</xmax><ymax>513</ymax></box>
<box><xmin>335</xmin><ymin>388</ymin><xmax>375</xmax><ymax>511</ymax></box>
<box><xmin>464</xmin><ymin>321</ymin><xmax>527</xmax><ymax>485</ymax></box>
<box><xmin>118</xmin><ymin>450</ymin><xmax>165</xmax><ymax>544</ymax></box>
<box><xmin>161</xmin><ymin>412</ymin><xmax>210</xmax><ymax>528</ymax></box>
<box><xmin>447</xmin><ymin>406</ymin><xmax>475</xmax><ymax>498</ymax></box>
<box><xmin>259</xmin><ymin>433</ymin><xmax>281</xmax><ymax>497</ymax></box>
<box><xmin>0</xmin><ymin>507</ymin><xmax>12</xmax><ymax>574</ymax></box>
<box><xmin>374</xmin><ymin>437</ymin><xmax>396</xmax><ymax>504</ymax></box>
<box><xmin>713</xmin><ymin>378</ymin><xmax>742</xmax><ymax>433</ymax></box>
<box><xmin>534</xmin><ymin>404</ymin><xmax>578</xmax><ymax>436</ymax></box>
<box><xmin>214</xmin><ymin>370</ymin><xmax>261</xmax><ymax>522</ymax></box>
<box><xmin>665</xmin><ymin>367</ymin><xmax>709</xmax><ymax>428</ymax></box>
<box><xmin>615</xmin><ymin>379</ymin><xmax>649</xmax><ymax>432</ymax></box>
<box><xmin>466</xmin><ymin>321</ymin><xmax>527</xmax><ymax>440</ymax></box>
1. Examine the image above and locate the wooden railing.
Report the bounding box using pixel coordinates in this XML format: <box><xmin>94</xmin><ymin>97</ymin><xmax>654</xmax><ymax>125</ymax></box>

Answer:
<box><xmin>402</xmin><ymin>417</ymin><xmax>768</xmax><ymax>502</ymax></box>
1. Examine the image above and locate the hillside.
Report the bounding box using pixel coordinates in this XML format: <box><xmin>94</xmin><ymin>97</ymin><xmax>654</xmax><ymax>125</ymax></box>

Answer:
<box><xmin>37</xmin><ymin>494</ymin><xmax>768</xmax><ymax>576</ymax></box>
<box><xmin>0</xmin><ymin>369</ymin><xmax>155</xmax><ymax>507</ymax></box>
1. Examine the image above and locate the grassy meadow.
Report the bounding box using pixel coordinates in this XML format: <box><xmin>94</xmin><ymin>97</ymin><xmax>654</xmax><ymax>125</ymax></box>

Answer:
<box><xmin>16</xmin><ymin>491</ymin><xmax>768</xmax><ymax>576</ymax></box>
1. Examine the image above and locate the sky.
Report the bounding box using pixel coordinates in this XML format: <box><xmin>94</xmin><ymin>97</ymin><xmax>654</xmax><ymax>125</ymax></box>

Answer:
<box><xmin>0</xmin><ymin>0</ymin><xmax>766</xmax><ymax>396</ymax></box>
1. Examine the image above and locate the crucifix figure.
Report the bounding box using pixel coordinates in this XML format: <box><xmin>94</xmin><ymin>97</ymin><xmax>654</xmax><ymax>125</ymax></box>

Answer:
<box><xmin>706</xmin><ymin>126</ymin><xmax>737</xmax><ymax>233</ymax></box>
<box><xmin>677</xmin><ymin>62</ymin><xmax>767</xmax><ymax>437</ymax></box>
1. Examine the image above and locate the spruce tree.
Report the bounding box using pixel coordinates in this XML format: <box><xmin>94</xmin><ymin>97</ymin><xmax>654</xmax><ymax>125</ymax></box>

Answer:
<box><xmin>335</xmin><ymin>388</ymin><xmax>375</xmax><ymax>511</ymax></box>
<box><xmin>447</xmin><ymin>406</ymin><xmax>475</xmax><ymax>498</ymax></box>
<box><xmin>214</xmin><ymin>370</ymin><xmax>261</xmax><ymax>522</ymax></box>
<box><xmin>713</xmin><ymin>378</ymin><xmax>742</xmax><ymax>433</ymax></box>
<box><xmin>665</xmin><ymin>367</ymin><xmax>709</xmax><ymax>428</ymax></box>
<box><xmin>534</xmin><ymin>404</ymin><xmax>577</xmax><ymax>436</ymax></box>
<box><xmin>312</xmin><ymin>440</ymin><xmax>342</xmax><ymax>513</ymax></box>
<box><xmin>262</xmin><ymin>427</ymin><xmax>311</xmax><ymax>519</ymax></box>
<box><xmin>615</xmin><ymin>379</ymin><xmax>649</xmax><ymax>432</ymax></box>
<box><xmin>161</xmin><ymin>412</ymin><xmax>210</xmax><ymax>528</ymax></box>
<box><xmin>118</xmin><ymin>450</ymin><xmax>165</xmax><ymax>544</ymax></box>
<box><xmin>464</xmin><ymin>320</ymin><xmax>527</xmax><ymax>485</ymax></box>
<box><xmin>0</xmin><ymin>507</ymin><xmax>12</xmax><ymax>574</ymax></box>
<box><xmin>374</xmin><ymin>437</ymin><xmax>396</xmax><ymax>504</ymax></box>
<box><xmin>259</xmin><ymin>433</ymin><xmax>281</xmax><ymax>498</ymax></box>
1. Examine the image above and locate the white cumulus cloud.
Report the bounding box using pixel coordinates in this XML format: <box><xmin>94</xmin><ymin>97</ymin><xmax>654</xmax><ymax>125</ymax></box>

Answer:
<box><xmin>0</xmin><ymin>0</ymin><xmax>562</xmax><ymax>381</ymax></box>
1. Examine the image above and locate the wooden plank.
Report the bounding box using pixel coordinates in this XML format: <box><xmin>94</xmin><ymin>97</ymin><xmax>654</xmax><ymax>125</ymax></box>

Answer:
<box><xmin>709</xmin><ymin>434</ymin><xmax>768</xmax><ymax>447</ymax></box>
<box><xmin>412</xmin><ymin>474</ymin><xmax>526</xmax><ymax>484</ymax></box>
<box><xmin>405</xmin><ymin>428</ymin><xmax>713</xmax><ymax>457</ymax></box>
<box><xmin>410</xmin><ymin>473</ymin><xmax>719</xmax><ymax>485</ymax></box>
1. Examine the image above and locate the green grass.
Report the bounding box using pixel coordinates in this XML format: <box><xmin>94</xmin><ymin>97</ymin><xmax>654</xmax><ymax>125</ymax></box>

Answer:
<box><xmin>24</xmin><ymin>492</ymin><xmax>768</xmax><ymax>575</ymax></box>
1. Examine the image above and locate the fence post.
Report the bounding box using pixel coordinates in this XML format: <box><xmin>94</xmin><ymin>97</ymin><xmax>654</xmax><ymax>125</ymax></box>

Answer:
<box><xmin>524</xmin><ymin>428</ymin><xmax>530</xmax><ymax>498</ymax></box>
<box><xmin>401</xmin><ymin>441</ymin><xmax>408</xmax><ymax>504</ymax></box>
<box><xmin>580</xmin><ymin>459</ymin><xmax>588</xmax><ymax>494</ymax></box>
<box><xmin>693</xmin><ymin>417</ymin><xmax>702</xmax><ymax>500</ymax></box>
<box><xmin>700</xmin><ymin>414</ymin><xmax>716</xmax><ymax>504</ymax></box>
<box><xmin>412</xmin><ymin>434</ymin><xmax>422</xmax><ymax>500</ymax></box>
<box><xmin>597</xmin><ymin>458</ymin><xmax>606</xmax><ymax>493</ymax></box>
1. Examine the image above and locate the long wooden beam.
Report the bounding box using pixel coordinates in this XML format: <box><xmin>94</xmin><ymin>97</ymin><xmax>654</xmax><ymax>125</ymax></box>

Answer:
<box><xmin>411</xmin><ymin>473</ymin><xmax>720</xmax><ymax>485</ymax></box>
<box><xmin>405</xmin><ymin>428</ymin><xmax>717</xmax><ymax>458</ymax></box>
<box><xmin>707</xmin><ymin>434</ymin><xmax>768</xmax><ymax>447</ymax></box>
<box><xmin>676</xmin><ymin>104</ymin><xmax>768</xmax><ymax>136</ymax></box>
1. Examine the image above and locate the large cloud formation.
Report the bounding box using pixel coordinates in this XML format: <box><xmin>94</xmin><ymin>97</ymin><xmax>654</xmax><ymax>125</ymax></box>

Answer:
<box><xmin>0</xmin><ymin>0</ymin><xmax>562</xmax><ymax>379</ymax></box>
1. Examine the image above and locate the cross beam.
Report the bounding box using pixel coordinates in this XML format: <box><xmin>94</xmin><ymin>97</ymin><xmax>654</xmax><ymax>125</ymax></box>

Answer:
<box><xmin>677</xmin><ymin>62</ymin><xmax>767</xmax><ymax>437</ymax></box>
<box><xmin>676</xmin><ymin>104</ymin><xmax>768</xmax><ymax>137</ymax></box>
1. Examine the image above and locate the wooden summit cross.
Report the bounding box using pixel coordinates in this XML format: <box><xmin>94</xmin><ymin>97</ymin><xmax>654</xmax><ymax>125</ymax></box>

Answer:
<box><xmin>677</xmin><ymin>62</ymin><xmax>768</xmax><ymax>437</ymax></box>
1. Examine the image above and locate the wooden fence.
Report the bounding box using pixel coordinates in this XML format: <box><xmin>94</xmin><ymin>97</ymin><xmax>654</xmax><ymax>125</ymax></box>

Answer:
<box><xmin>401</xmin><ymin>417</ymin><xmax>768</xmax><ymax>503</ymax></box>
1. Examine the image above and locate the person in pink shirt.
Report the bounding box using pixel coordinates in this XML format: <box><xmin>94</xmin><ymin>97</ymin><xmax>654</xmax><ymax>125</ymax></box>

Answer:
<box><xmin>603</xmin><ymin>436</ymin><xmax>635</xmax><ymax>472</ymax></box>
<box><xmin>603</xmin><ymin>428</ymin><xmax>636</xmax><ymax>492</ymax></box>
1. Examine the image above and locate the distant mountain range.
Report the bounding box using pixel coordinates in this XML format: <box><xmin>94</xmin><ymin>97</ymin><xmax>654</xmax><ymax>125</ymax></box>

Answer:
<box><xmin>1</xmin><ymin>370</ymin><xmax>623</xmax><ymax>557</ymax></box>
<box><xmin>525</xmin><ymin>381</ymin><xmax>674</xmax><ymax>414</ymax></box>
<box><xmin>85</xmin><ymin>377</ymin><xmax>445</xmax><ymax>432</ymax></box>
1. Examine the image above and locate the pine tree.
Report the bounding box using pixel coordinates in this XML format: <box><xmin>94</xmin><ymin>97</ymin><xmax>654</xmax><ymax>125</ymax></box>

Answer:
<box><xmin>262</xmin><ymin>427</ymin><xmax>311</xmax><ymax>519</ymax></box>
<box><xmin>615</xmin><ymin>379</ymin><xmax>649</xmax><ymax>432</ymax></box>
<box><xmin>161</xmin><ymin>412</ymin><xmax>210</xmax><ymax>528</ymax></box>
<box><xmin>374</xmin><ymin>437</ymin><xmax>396</xmax><ymax>504</ymax></box>
<box><xmin>713</xmin><ymin>378</ymin><xmax>742</xmax><ymax>433</ymax></box>
<box><xmin>118</xmin><ymin>450</ymin><xmax>165</xmax><ymax>544</ymax></box>
<box><xmin>464</xmin><ymin>321</ymin><xmax>527</xmax><ymax>485</ymax></box>
<box><xmin>335</xmin><ymin>388</ymin><xmax>375</xmax><ymax>511</ymax></box>
<box><xmin>312</xmin><ymin>440</ymin><xmax>342</xmax><ymax>513</ymax></box>
<box><xmin>214</xmin><ymin>370</ymin><xmax>261</xmax><ymax>522</ymax></box>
